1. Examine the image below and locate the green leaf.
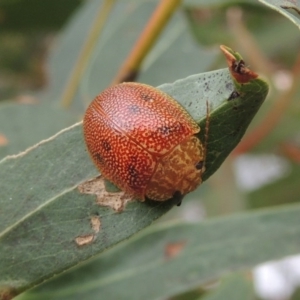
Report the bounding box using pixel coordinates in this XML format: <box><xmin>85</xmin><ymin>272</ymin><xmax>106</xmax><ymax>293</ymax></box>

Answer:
<box><xmin>258</xmin><ymin>0</ymin><xmax>300</xmax><ymax>30</ymax></box>
<box><xmin>0</xmin><ymin>63</ymin><xmax>268</xmax><ymax>297</ymax></box>
<box><xmin>200</xmin><ymin>273</ymin><xmax>255</xmax><ymax>300</ymax></box>
<box><xmin>0</xmin><ymin>102</ymin><xmax>78</xmax><ymax>159</ymax></box>
<box><xmin>17</xmin><ymin>203</ymin><xmax>300</xmax><ymax>300</ymax></box>
<box><xmin>198</xmin><ymin>77</ymin><xmax>268</xmax><ymax>180</ymax></box>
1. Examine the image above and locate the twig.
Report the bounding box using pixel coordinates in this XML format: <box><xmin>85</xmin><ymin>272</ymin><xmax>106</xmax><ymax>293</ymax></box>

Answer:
<box><xmin>280</xmin><ymin>142</ymin><xmax>300</xmax><ymax>164</ymax></box>
<box><xmin>110</xmin><ymin>0</ymin><xmax>182</xmax><ymax>85</ymax></box>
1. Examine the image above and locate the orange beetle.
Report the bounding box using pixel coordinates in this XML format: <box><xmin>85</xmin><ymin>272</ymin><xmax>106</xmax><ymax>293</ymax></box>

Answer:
<box><xmin>83</xmin><ymin>82</ymin><xmax>205</xmax><ymax>201</ymax></box>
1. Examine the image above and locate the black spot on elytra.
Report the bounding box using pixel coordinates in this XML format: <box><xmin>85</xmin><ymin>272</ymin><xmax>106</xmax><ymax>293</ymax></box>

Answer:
<box><xmin>127</xmin><ymin>104</ymin><xmax>141</xmax><ymax>114</ymax></box>
<box><xmin>127</xmin><ymin>163</ymin><xmax>139</xmax><ymax>188</ymax></box>
<box><xmin>158</xmin><ymin>126</ymin><xmax>173</xmax><ymax>135</ymax></box>
<box><xmin>158</xmin><ymin>123</ymin><xmax>182</xmax><ymax>136</ymax></box>
<box><xmin>102</xmin><ymin>140</ymin><xmax>111</xmax><ymax>152</ymax></box>
<box><xmin>140</xmin><ymin>92</ymin><xmax>153</xmax><ymax>102</ymax></box>
<box><xmin>94</xmin><ymin>153</ymin><xmax>104</xmax><ymax>164</ymax></box>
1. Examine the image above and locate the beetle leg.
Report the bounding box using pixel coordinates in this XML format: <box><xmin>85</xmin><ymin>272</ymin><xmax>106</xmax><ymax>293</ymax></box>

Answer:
<box><xmin>173</xmin><ymin>191</ymin><xmax>184</xmax><ymax>206</ymax></box>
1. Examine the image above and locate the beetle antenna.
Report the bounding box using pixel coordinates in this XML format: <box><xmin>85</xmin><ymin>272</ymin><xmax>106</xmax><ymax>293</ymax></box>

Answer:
<box><xmin>202</xmin><ymin>100</ymin><xmax>210</xmax><ymax>174</ymax></box>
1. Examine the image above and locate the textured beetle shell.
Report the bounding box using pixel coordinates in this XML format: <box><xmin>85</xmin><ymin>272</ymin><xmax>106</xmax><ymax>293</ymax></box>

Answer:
<box><xmin>83</xmin><ymin>82</ymin><xmax>204</xmax><ymax>201</ymax></box>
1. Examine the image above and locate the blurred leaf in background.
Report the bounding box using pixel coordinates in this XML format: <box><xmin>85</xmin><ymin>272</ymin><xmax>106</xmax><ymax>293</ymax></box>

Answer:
<box><xmin>0</xmin><ymin>0</ymin><xmax>83</xmax><ymax>99</ymax></box>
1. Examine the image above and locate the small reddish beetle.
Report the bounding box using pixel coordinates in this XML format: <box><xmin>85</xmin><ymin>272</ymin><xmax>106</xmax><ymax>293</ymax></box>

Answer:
<box><xmin>83</xmin><ymin>82</ymin><xmax>205</xmax><ymax>202</ymax></box>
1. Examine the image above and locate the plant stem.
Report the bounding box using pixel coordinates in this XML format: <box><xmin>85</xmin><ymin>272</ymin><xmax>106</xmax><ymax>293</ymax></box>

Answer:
<box><xmin>280</xmin><ymin>143</ymin><xmax>300</xmax><ymax>163</ymax></box>
<box><xmin>111</xmin><ymin>0</ymin><xmax>182</xmax><ymax>85</ymax></box>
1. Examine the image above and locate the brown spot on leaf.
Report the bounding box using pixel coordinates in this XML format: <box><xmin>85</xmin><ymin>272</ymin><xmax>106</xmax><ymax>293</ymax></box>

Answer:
<box><xmin>90</xmin><ymin>215</ymin><xmax>101</xmax><ymax>233</ymax></box>
<box><xmin>78</xmin><ymin>176</ymin><xmax>134</xmax><ymax>212</ymax></box>
<box><xmin>75</xmin><ymin>234</ymin><xmax>94</xmax><ymax>246</ymax></box>
<box><xmin>164</xmin><ymin>240</ymin><xmax>186</xmax><ymax>259</ymax></box>
<box><xmin>0</xmin><ymin>134</ymin><xmax>8</xmax><ymax>146</ymax></box>
<box><xmin>73</xmin><ymin>215</ymin><xmax>101</xmax><ymax>247</ymax></box>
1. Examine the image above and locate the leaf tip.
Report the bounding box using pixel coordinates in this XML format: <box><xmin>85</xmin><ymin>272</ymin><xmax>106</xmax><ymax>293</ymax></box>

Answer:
<box><xmin>220</xmin><ymin>45</ymin><xmax>258</xmax><ymax>84</ymax></box>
